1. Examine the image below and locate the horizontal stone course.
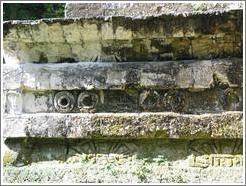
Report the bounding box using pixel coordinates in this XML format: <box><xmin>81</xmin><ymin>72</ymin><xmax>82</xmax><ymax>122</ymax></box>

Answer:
<box><xmin>3</xmin><ymin>58</ymin><xmax>243</xmax><ymax>91</ymax></box>
<box><xmin>3</xmin><ymin>111</ymin><xmax>242</xmax><ymax>139</ymax></box>
<box><xmin>65</xmin><ymin>3</ymin><xmax>243</xmax><ymax>18</ymax></box>
<box><xmin>3</xmin><ymin>9</ymin><xmax>242</xmax><ymax>63</ymax></box>
<box><xmin>4</xmin><ymin>138</ymin><xmax>242</xmax><ymax>166</ymax></box>
<box><xmin>3</xmin><ymin>88</ymin><xmax>243</xmax><ymax>114</ymax></box>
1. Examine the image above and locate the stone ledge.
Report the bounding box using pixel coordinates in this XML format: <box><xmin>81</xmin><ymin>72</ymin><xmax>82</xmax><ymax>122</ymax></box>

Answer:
<box><xmin>3</xmin><ymin>111</ymin><xmax>242</xmax><ymax>139</ymax></box>
<box><xmin>3</xmin><ymin>58</ymin><xmax>243</xmax><ymax>91</ymax></box>
<box><xmin>65</xmin><ymin>3</ymin><xmax>243</xmax><ymax>18</ymax></box>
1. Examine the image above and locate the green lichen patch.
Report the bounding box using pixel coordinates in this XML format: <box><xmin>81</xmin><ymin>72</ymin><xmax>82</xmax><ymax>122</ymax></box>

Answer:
<box><xmin>3</xmin><ymin>151</ymin><xmax>17</xmax><ymax>166</ymax></box>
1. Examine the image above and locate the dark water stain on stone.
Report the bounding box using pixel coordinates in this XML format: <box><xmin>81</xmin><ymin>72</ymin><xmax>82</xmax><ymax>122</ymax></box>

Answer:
<box><xmin>39</xmin><ymin>52</ymin><xmax>48</xmax><ymax>63</ymax></box>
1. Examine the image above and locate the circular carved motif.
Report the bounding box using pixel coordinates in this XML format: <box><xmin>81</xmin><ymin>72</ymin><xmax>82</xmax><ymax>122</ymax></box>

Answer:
<box><xmin>54</xmin><ymin>91</ymin><xmax>75</xmax><ymax>112</ymax></box>
<box><xmin>78</xmin><ymin>92</ymin><xmax>99</xmax><ymax>111</ymax></box>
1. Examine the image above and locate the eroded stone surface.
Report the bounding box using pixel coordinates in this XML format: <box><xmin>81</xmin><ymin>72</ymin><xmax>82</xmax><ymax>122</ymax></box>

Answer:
<box><xmin>3</xmin><ymin>112</ymin><xmax>243</xmax><ymax>139</ymax></box>
<box><xmin>3</xmin><ymin>138</ymin><xmax>243</xmax><ymax>183</ymax></box>
<box><xmin>3</xmin><ymin>88</ymin><xmax>243</xmax><ymax>114</ymax></box>
<box><xmin>3</xmin><ymin>59</ymin><xmax>243</xmax><ymax>91</ymax></box>
<box><xmin>3</xmin><ymin>9</ymin><xmax>242</xmax><ymax>63</ymax></box>
<box><xmin>65</xmin><ymin>3</ymin><xmax>243</xmax><ymax>18</ymax></box>
<box><xmin>4</xmin><ymin>138</ymin><xmax>242</xmax><ymax>165</ymax></box>
<box><xmin>3</xmin><ymin>3</ymin><xmax>243</xmax><ymax>184</ymax></box>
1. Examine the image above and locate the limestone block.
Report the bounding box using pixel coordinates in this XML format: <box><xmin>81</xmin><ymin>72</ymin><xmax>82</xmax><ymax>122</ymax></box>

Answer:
<box><xmin>3</xmin><ymin>59</ymin><xmax>243</xmax><ymax>91</ymax></box>
<box><xmin>65</xmin><ymin>3</ymin><xmax>243</xmax><ymax>18</ymax></box>
<box><xmin>62</xmin><ymin>23</ymin><xmax>83</xmax><ymax>43</ymax></box>
<box><xmin>191</xmin><ymin>36</ymin><xmax>216</xmax><ymax>59</ymax></box>
<box><xmin>3</xmin><ymin>9</ymin><xmax>242</xmax><ymax>63</ymax></box>
<box><xmin>31</xmin><ymin>22</ymin><xmax>49</xmax><ymax>43</ymax></box>
<box><xmin>22</xmin><ymin>92</ymin><xmax>53</xmax><ymax>113</ymax></box>
<box><xmin>106</xmin><ymin>70</ymin><xmax>127</xmax><ymax>88</ymax></box>
<box><xmin>80</xmin><ymin>22</ymin><xmax>100</xmax><ymax>41</ymax></box>
<box><xmin>5</xmin><ymin>91</ymin><xmax>22</xmax><ymax>114</ymax></box>
<box><xmin>3</xmin><ymin>87</ymin><xmax>242</xmax><ymax>114</ymax></box>
<box><xmin>175</xmin><ymin>67</ymin><xmax>193</xmax><ymax>89</ymax></box>
<box><xmin>15</xmin><ymin>25</ymin><xmax>34</xmax><ymax>43</ymax></box>
<box><xmin>170</xmin><ymin>38</ymin><xmax>192</xmax><ymax>59</ymax></box>
<box><xmin>140</xmin><ymin>72</ymin><xmax>175</xmax><ymax>88</ymax></box>
<box><xmin>47</xmin><ymin>23</ymin><xmax>65</xmax><ymax>43</ymax></box>
<box><xmin>101</xmin><ymin>22</ymin><xmax>114</xmax><ymax>40</ymax></box>
<box><xmin>3</xmin><ymin>64</ymin><xmax>22</xmax><ymax>90</ymax></box>
<box><xmin>3</xmin><ymin>111</ymin><xmax>243</xmax><ymax>139</ymax></box>
<box><xmin>3</xmin><ymin>115</ymin><xmax>27</xmax><ymax>137</ymax></box>
<box><xmin>115</xmin><ymin>26</ymin><xmax>133</xmax><ymax>40</ymax></box>
<box><xmin>211</xmin><ymin>114</ymin><xmax>243</xmax><ymax>138</ymax></box>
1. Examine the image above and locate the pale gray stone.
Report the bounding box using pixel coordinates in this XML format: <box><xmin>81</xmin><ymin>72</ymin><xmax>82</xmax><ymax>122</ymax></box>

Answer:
<box><xmin>65</xmin><ymin>3</ymin><xmax>243</xmax><ymax>18</ymax></box>
<box><xmin>3</xmin><ymin>111</ymin><xmax>242</xmax><ymax>139</ymax></box>
<box><xmin>200</xmin><ymin>167</ymin><xmax>243</xmax><ymax>183</ymax></box>
<box><xmin>3</xmin><ymin>59</ymin><xmax>243</xmax><ymax>91</ymax></box>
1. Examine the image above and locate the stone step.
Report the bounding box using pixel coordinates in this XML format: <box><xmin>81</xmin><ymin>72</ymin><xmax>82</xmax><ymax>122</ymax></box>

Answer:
<box><xmin>3</xmin><ymin>9</ymin><xmax>242</xmax><ymax>64</ymax></box>
<box><xmin>3</xmin><ymin>58</ymin><xmax>243</xmax><ymax>91</ymax></box>
<box><xmin>3</xmin><ymin>111</ymin><xmax>242</xmax><ymax>139</ymax></box>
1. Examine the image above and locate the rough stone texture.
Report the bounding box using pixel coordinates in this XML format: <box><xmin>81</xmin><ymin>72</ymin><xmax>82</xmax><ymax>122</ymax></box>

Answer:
<box><xmin>3</xmin><ymin>59</ymin><xmax>243</xmax><ymax>91</ymax></box>
<box><xmin>3</xmin><ymin>157</ymin><xmax>244</xmax><ymax>183</ymax></box>
<box><xmin>3</xmin><ymin>58</ymin><xmax>243</xmax><ymax>114</ymax></box>
<box><xmin>3</xmin><ymin>138</ymin><xmax>243</xmax><ymax>183</ymax></box>
<box><xmin>3</xmin><ymin>3</ymin><xmax>243</xmax><ymax>184</ymax></box>
<box><xmin>200</xmin><ymin>167</ymin><xmax>243</xmax><ymax>183</ymax></box>
<box><xmin>3</xmin><ymin>138</ymin><xmax>242</xmax><ymax>165</ymax></box>
<box><xmin>65</xmin><ymin>3</ymin><xmax>243</xmax><ymax>18</ymax></box>
<box><xmin>3</xmin><ymin>9</ymin><xmax>243</xmax><ymax>64</ymax></box>
<box><xmin>3</xmin><ymin>88</ymin><xmax>243</xmax><ymax>114</ymax></box>
<box><xmin>3</xmin><ymin>112</ymin><xmax>242</xmax><ymax>139</ymax></box>
<box><xmin>3</xmin><ymin>162</ymin><xmax>243</xmax><ymax>183</ymax></box>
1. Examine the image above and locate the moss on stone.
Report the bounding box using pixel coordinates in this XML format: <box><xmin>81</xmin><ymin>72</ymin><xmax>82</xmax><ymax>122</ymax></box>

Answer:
<box><xmin>3</xmin><ymin>151</ymin><xmax>16</xmax><ymax>166</ymax></box>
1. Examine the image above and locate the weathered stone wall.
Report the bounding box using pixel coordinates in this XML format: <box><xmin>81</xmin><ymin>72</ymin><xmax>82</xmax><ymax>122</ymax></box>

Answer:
<box><xmin>3</xmin><ymin>9</ymin><xmax>243</xmax><ymax>63</ymax></box>
<box><xmin>2</xmin><ymin>3</ymin><xmax>244</xmax><ymax>184</ymax></box>
<box><xmin>65</xmin><ymin>3</ymin><xmax>243</xmax><ymax>18</ymax></box>
<box><xmin>3</xmin><ymin>59</ymin><xmax>243</xmax><ymax>114</ymax></box>
<box><xmin>3</xmin><ymin>138</ymin><xmax>243</xmax><ymax>183</ymax></box>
